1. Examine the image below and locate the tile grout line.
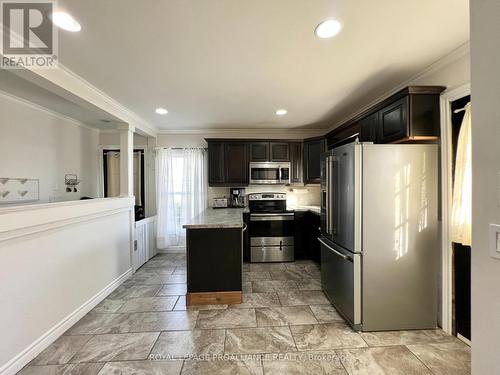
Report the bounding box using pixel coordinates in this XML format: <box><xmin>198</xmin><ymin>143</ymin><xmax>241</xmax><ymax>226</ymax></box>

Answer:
<box><xmin>405</xmin><ymin>344</ymin><xmax>440</xmax><ymax>375</ymax></box>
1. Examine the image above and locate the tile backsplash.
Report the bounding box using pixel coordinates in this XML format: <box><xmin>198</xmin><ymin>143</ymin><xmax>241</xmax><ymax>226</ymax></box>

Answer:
<box><xmin>208</xmin><ymin>185</ymin><xmax>320</xmax><ymax>208</ymax></box>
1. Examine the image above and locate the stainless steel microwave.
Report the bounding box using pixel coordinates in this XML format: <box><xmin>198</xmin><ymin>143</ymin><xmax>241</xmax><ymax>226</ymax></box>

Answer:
<box><xmin>249</xmin><ymin>162</ymin><xmax>291</xmax><ymax>185</ymax></box>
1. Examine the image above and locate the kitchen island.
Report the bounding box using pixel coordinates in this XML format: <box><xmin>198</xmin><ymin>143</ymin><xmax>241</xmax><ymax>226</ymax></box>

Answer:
<box><xmin>183</xmin><ymin>208</ymin><xmax>246</xmax><ymax>306</ymax></box>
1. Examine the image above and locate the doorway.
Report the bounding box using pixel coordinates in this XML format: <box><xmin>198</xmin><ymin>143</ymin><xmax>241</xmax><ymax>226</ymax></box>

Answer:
<box><xmin>440</xmin><ymin>85</ymin><xmax>471</xmax><ymax>345</ymax></box>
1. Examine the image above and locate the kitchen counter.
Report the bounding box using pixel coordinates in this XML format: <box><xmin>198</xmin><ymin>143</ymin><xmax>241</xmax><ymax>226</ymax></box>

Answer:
<box><xmin>290</xmin><ymin>205</ymin><xmax>321</xmax><ymax>215</ymax></box>
<box><xmin>182</xmin><ymin>208</ymin><xmax>246</xmax><ymax>229</ymax></box>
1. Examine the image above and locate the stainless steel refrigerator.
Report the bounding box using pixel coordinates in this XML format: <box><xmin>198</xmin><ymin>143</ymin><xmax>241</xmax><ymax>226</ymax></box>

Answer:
<box><xmin>320</xmin><ymin>142</ymin><xmax>439</xmax><ymax>331</ymax></box>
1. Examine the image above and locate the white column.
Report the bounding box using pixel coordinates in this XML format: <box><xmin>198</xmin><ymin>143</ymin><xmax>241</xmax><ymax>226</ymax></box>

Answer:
<box><xmin>118</xmin><ymin>123</ymin><xmax>135</xmax><ymax>197</ymax></box>
<box><xmin>146</xmin><ymin>136</ymin><xmax>157</xmax><ymax>217</ymax></box>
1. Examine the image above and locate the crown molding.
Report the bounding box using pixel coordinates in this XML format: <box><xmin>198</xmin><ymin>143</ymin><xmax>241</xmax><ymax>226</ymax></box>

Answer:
<box><xmin>156</xmin><ymin>128</ymin><xmax>325</xmax><ymax>136</ymax></box>
<box><xmin>325</xmin><ymin>41</ymin><xmax>471</xmax><ymax>133</ymax></box>
<box><xmin>0</xmin><ymin>88</ymin><xmax>98</xmax><ymax>132</ymax></box>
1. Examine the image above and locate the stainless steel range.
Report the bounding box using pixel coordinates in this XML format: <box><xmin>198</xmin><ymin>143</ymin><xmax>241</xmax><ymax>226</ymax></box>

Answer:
<box><xmin>248</xmin><ymin>192</ymin><xmax>294</xmax><ymax>263</ymax></box>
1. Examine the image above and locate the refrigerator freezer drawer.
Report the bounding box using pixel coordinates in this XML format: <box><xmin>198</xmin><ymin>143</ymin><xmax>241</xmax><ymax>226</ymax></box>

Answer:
<box><xmin>319</xmin><ymin>237</ymin><xmax>361</xmax><ymax>326</ymax></box>
<box><xmin>251</xmin><ymin>245</ymin><xmax>294</xmax><ymax>262</ymax></box>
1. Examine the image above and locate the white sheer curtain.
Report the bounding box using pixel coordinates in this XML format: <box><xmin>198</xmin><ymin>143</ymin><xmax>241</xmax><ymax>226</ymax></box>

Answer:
<box><xmin>451</xmin><ymin>103</ymin><xmax>472</xmax><ymax>246</ymax></box>
<box><xmin>106</xmin><ymin>151</ymin><xmax>121</xmax><ymax>197</ymax></box>
<box><xmin>156</xmin><ymin>148</ymin><xmax>208</xmax><ymax>248</ymax></box>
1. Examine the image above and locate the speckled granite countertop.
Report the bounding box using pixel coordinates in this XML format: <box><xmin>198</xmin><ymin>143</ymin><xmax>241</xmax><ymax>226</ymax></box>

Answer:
<box><xmin>183</xmin><ymin>208</ymin><xmax>246</xmax><ymax>229</ymax></box>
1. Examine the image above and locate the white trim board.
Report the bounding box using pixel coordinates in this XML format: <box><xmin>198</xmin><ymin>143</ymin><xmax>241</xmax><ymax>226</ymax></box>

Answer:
<box><xmin>0</xmin><ymin>268</ymin><xmax>132</xmax><ymax>375</ymax></box>
<box><xmin>439</xmin><ymin>83</ymin><xmax>471</xmax><ymax>335</ymax></box>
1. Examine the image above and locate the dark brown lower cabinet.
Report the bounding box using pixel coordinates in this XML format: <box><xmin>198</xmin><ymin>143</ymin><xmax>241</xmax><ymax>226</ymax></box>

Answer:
<box><xmin>294</xmin><ymin>211</ymin><xmax>321</xmax><ymax>262</ymax></box>
<box><xmin>186</xmin><ymin>228</ymin><xmax>242</xmax><ymax>295</ymax></box>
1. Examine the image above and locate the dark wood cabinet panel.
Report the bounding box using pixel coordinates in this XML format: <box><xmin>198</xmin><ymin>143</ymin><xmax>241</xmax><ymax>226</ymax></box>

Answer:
<box><xmin>325</xmin><ymin>86</ymin><xmax>445</xmax><ymax>147</ymax></box>
<box><xmin>224</xmin><ymin>142</ymin><xmax>249</xmax><ymax>184</ymax></box>
<box><xmin>304</xmin><ymin>138</ymin><xmax>325</xmax><ymax>184</ymax></box>
<box><xmin>187</xmin><ymin>228</ymin><xmax>242</xmax><ymax>293</ymax></box>
<box><xmin>250</xmin><ymin>142</ymin><xmax>269</xmax><ymax>162</ymax></box>
<box><xmin>289</xmin><ymin>142</ymin><xmax>303</xmax><ymax>184</ymax></box>
<box><xmin>294</xmin><ymin>211</ymin><xmax>321</xmax><ymax>262</ymax></box>
<box><xmin>270</xmin><ymin>142</ymin><xmax>290</xmax><ymax>162</ymax></box>
<box><xmin>326</xmin><ymin>123</ymin><xmax>360</xmax><ymax>149</ymax></box>
<box><xmin>359</xmin><ymin>112</ymin><xmax>378</xmax><ymax>142</ymax></box>
<box><xmin>378</xmin><ymin>97</ymin><xmax>409</xmax><ymax>143</ymax></box>
<box><xmin>208</xmin><ymin>142</ymin><xmax>225</xmax><ymax>184</ymax></box>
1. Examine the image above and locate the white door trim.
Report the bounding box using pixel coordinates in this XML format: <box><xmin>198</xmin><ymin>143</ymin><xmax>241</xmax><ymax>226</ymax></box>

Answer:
<box><xmin>439</xmin><ymin>83</ymin><xmax>471</xmax><ymax>335</ymax></box>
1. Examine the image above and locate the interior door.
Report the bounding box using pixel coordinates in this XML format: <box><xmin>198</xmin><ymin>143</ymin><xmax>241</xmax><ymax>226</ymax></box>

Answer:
<box><xmin>330</xmin><ymin>142</ymin><xmax>356</xmax><ymax>252</ymax></box>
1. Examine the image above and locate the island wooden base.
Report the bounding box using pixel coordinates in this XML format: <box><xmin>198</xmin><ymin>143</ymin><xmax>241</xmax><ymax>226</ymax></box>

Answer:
<box><xmin>186</xmin><ymin>291</ymin><xmax>242</xmax><ymax>306</ymax></box>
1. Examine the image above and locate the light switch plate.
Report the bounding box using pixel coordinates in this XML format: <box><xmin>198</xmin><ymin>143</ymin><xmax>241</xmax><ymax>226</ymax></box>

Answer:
<box><xmin>489</xmin><ymin>224</ymin><xmax>500</xmax><ymax>260</ymax></box>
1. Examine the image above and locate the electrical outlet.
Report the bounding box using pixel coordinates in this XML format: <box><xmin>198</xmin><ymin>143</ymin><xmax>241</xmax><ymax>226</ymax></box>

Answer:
<box><xmin>489</xmin><ymin>224</ymin><xmax>500</xmax><ymax>260</ymax></box>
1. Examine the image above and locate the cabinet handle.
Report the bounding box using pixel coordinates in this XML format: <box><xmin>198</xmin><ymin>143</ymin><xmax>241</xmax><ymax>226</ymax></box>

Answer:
<box><xmin>242</xmin><ymin>223</ymin><xmax>247</xmax><ymax>232</ymax></box>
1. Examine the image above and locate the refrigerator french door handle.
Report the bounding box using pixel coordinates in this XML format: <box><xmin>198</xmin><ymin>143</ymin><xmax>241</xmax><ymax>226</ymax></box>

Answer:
<box><xmin>318</xmin><ymin>238</ymin><xmax>352</xmax><ymax>262</ymax></box>
<box><xmin>325</xmin><ymin>156</ymin><xmax>330</xmax><ymax>235</ymax></box>
<box><xmin>331</xmin><ymin>157</ymin><xmax>338</xmax><ymax>235</ymax></box>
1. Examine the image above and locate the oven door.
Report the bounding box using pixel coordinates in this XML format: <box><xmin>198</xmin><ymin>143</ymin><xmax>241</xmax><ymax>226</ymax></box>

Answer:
<box><xmin>249</xmin><ymin>163</ymin><xmax>280</xmax><ymax>184</ymax></box>
<box><xmin>249</xmin><ymin>213</ymin><xmax>295</xmax><ymax>262</ymax></box>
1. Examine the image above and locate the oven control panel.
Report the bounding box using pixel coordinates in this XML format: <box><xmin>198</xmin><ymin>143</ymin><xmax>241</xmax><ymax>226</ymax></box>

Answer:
<box><xmin>248</xmin><ymin>193</ymin><xmax>286</xmax><ymax>201</ymax></box>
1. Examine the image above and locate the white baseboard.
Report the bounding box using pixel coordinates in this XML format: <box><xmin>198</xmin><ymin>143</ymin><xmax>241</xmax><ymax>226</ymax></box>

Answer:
<box><xmin>0</xmin><ymin>268</ymin><xmax>133</xmax><ymax>375</ymax></box>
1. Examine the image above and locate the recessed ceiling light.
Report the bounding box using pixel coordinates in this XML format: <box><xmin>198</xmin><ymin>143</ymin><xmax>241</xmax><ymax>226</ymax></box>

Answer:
<box><xmin>155</xmin><ymin>108</ymin><xmax>168</xmax><ymax>115</ymax></box>
<box><xmin>315</xmin><ymin>19</ymin><xmax>342</xmax><ymax>39</ymax></box>
<box><xmin>276</xmin><ymin>109</ymin><xmax>288</xmax><ymax>116</ymax></box>
<box><xmin>52</xmin><ymin>11</ymin><xmax>81</xmax><ymax>32</ymax></box>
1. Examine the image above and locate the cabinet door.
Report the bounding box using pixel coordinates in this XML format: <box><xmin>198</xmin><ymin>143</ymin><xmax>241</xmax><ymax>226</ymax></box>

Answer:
<box><xmin>289</xmin><ymin>142</ymin><xmax>303</xmax><ymax>183</ymax></box>
<box><xmin>224</xmin><ymin>142</ymin><xmax>249</xmax><ymax>184</ymax></box>
<box><xmin>359</xmin><ymin>112</ymin><xmax>378</xmax><ymax>142</ymax></box>
<box><xmin>250</xmin><ymin>142</ymin><xmax>269</xmax><ymax>162</ymax></box>
<box><xmin>208</xmin><ymin>142</ymin><xmax>225</xmax><ymax>184</ymax></box>
<box><xmin>303</xmin><ymin>139</ymin><xmax>325</xmax><ymax>184</ymax></box>
<box><xmin>270</xmin><ymin>142</ymin><xmax>290</xmax><ymax>162</ymax></box>
<box><xmin>378</xmin><ymin>97</ymin><xmax>409</xmax><ymax>143</ymax></box>
<box><xmin>134</xmin><ymin>225</ymin><xmax>146</xmax><ymax>271</ymax></box>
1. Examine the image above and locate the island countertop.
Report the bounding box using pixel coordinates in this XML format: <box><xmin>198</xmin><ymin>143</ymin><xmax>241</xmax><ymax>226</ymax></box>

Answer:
<box><xmin>182</xmin><ymin>208</ymin><xmax>246</xmax><ymax>229</ymax></box>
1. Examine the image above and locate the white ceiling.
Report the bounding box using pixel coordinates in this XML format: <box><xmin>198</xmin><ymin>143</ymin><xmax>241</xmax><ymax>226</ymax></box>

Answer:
<box><xmin>57</xmin><ymin>0</ymin><xmax>469</xmax><ymax>131</ymax></box>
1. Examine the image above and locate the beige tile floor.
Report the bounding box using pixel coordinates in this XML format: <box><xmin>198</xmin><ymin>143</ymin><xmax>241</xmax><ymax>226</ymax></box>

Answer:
<box><xmin>19</xmin><ymin>254</ymin><xmax>470</xmax><ymax>375</ymax></box>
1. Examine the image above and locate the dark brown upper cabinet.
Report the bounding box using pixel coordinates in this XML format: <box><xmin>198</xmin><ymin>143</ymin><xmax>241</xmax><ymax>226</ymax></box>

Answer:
<box><xmin>359</xmin><ymin>112</ymin><xmax>378</xmax><ymax>142</ymax></box>
<box><xmin>270</xmin><ymin>142</ymin><xmax>290</xmax><ymax>162</ymax></box>
<box><xmin>208</xmin><ymin>141</ymin><xmax>225</xmax><ymax>185</ymax></box>
<box><xmin>250</xmin><ymin>142</ymin><xmax>269</xmax><ymax>162</ymax></box>
<box><xmin>224</xmin><ymin>142</ymin><xmax>249</xmax><ymax>185</ymax></box>
<box><xmin>289</xmin><ymin>142</ymin><xmax>303</xmax><ymax>184</ymax></box>
<box><xmin>378</xmin><ymin>97</ymin><xmax>409</xmax><ymax>143</ymax></box>
<box><xmin>325</xmin><ymin>86</ymin><xmax>445</xmax><ymax>147</ymax></box>
<box><xmin>303</xmin><ymin>138</ymin><xmax>325</xmax><ymax>184</ymax></box>
<box><xmin>207</xmin><ymin>139</ymin><xmax>302</xmax><ymax>187</ymax></box>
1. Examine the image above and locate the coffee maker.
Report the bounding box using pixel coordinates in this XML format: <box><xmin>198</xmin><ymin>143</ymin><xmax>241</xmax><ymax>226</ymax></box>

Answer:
<box><xmin>230</xmin><ymin>188</ymin><xmax>246</xmax><ymax>208</ymax></box>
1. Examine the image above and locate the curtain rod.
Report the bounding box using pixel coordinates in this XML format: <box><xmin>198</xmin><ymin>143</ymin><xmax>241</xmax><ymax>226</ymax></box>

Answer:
<box><xmin>454</xmin><ymin>101</ymin><xmax>471</xmax><ymax>114</ymax></box>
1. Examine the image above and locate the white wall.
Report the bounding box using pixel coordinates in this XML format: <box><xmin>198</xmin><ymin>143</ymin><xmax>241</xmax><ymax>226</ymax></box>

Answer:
<box><xmin>0</xmin><ymin>93</ymin><xmax>99</xmax><ymax>204</ymax></box>
<box><xmin>0</xmin><ymin>198</ymin><xmax>134</xmax><ymax>375</ymax></box>
<box><xmin>470</xmin><ymin>1</ymin><xmax>500</xmax><ymax>374</ymax></box>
